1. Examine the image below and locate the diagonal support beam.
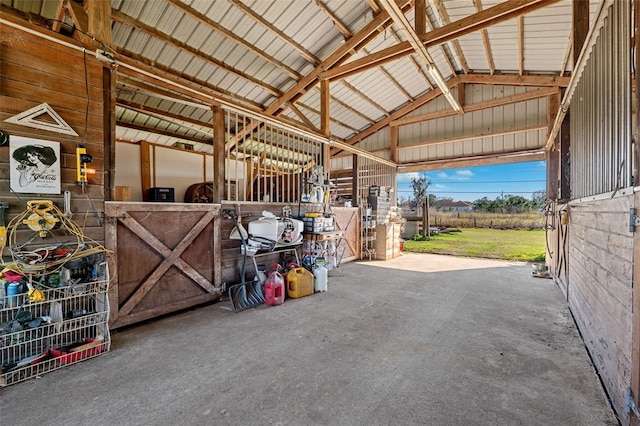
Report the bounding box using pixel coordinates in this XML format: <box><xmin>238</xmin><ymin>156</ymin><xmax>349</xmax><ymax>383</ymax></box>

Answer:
<box><xmin>378</xmin><ymin>0</ymin><xmax>461</xmax><ymax>111</ymax></box>
<box><xmin>322</xmin><ymin>0</ymin><xmax>561</xmax><ymax>81</ymax></box>
<box><xmin>118</xmin><ymin>211</ymin><xmax>218</xmax><ymax>316</ymax></box>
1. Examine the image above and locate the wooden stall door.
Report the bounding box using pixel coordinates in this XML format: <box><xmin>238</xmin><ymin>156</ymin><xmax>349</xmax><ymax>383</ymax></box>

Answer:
<box><xmin>333</xmin><ymin>207</ymin><xmax>360</xmax><ymax>263</ymax></box>
<box><xmin>105</xmin><ymin>203</ymin><xmax>222</xmax><ymax>328</ymax></box>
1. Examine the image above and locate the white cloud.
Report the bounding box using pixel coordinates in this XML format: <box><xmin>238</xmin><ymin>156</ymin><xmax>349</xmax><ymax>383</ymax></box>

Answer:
<box><xmin>456</xmin><ymin>170</ymin><xmax>473</xmax><ymax>177</ymax></box>
<box><xmin>437</xmin><ymin>172</ymin><xmax>448</xmax><ymax>178</ymax></box>
<box><xmin>397</xmin><ymin>172</ymin><xmax>421</xmax><ymax>182</ymax></box>
<box><xmin>432</xmin><ymin>184</ymin><xmax>446</xmax><ymax>190</ymax></box>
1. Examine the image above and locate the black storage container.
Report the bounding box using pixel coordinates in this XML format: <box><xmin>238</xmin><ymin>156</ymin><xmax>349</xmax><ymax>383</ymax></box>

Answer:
<box><xmin>147</xmin><ymin>187</ymin><xmax>175</xmax><ymax>202</ymax></box>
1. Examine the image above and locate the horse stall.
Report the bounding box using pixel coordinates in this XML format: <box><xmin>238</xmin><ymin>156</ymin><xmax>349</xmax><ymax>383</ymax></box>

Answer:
<box><xmin>105</xmin><ymin>107</ymin><xmax>362</xmax><ymax>328</ymax></box>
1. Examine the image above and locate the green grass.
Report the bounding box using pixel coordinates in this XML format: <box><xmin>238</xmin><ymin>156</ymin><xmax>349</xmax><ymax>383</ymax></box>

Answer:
<box><xmin>403</xmin><ymin>228</ymin><xmax>546</xmax><ymax>262</ymax></box>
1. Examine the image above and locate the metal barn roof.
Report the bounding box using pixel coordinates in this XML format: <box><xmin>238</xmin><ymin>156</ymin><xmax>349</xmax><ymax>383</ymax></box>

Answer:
<box><xmin>0</xmin><ymin>0</ymin><xmax>606</xmax><ymax>168</ymax></box>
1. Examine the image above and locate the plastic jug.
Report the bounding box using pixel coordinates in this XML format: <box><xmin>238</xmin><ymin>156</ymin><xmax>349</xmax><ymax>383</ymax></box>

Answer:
<box><xmin>313</xmin><ymin>259</ymin><xmax>328</xmax><ymax>292</ymax></box>
<box><xmin>264</xmin><ymin>265</ymin><xmax>285</xmax><ymax>306</ymax></box>
<box><xmin>286</xmin><ymin>267</ymin><xmax>314</xmax><ymax>298</ymax></box>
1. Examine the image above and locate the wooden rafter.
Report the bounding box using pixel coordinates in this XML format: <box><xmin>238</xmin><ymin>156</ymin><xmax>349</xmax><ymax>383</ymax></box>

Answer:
<box><xmin>458</xmin><ymin>73</ymin><xmax>570</xmax><ymax>87</ymax></box>
<box><xmin>473</xmin><ymin>0</ymin><xmax>495</xmax><ymax>75</ymax></box>
<box><xmin>398</xmin><ymin>149</ymin><xmax>546</xmax><ymax>172</ymax></box>
<box><xmin>85</xmin><ymin>0</ymin><xmax>111</xmax><ymax>47</ymax></box>
<box><xmin>293</xmin><ymin>101</ymin><xmax>361</xmax><ymax>133</ymax></box>
<box><xmin>340</xmin><ymin>80</ymin><xmax>389</xmax><ymax>117</ymax></box>
<box><xmin>164</xmin><ymin>0</ymin><xmax>301</xmax><ymax>81</ymax></box>
<box><xmin>400</xmin><ymin>123</ymin><xmax>547</xmax><ymax>150</ymax></box>
<box><xmin>116</xmin><ymin>121</ymin><xmax>213</xmax><ymax>145</ymax></box>
<box><xmin>330</xmin><ymin>76</ymin><xmax>462</xmax><ymax>155</ymax></box>
<box><xmin>264</xmin><ymin>0</ymin><xmax>412</xmax><ymax>116</ymax></box>
<box><xmin>559</xmin><ymin>34</ymin><xmax>573</xmax><ymax>76</ymax></box>
<box><xmin>388</xmin><ymin>26</ymin><xmax>435</xmax><ymax>90</ymax></box>
<box><xmin>116</xmin><ymin>99</ymin><xmax>213</xmax><ymax>134</ymax></box>
<box><xmin>415</xmin><ymin>0</ymin><xmax>426</xmax><ymax>34</ymax></box>
<box><xmin>390</xmin><ymin>86</ymin><xmax>559</xmax><ymax>126</ymax></box>
<box><xmin>286</xmin><ymin>102</ymin><xmax>318</xmax><ymax>131</ymax></box>
<box><xmin>312</xmin><ymin>0</ymin><xmax>353</xmax><ymax>39</ymax></box>
<box><xmin>115</xmin><ymin>46</ymin><xmax>263</xmax><ymax>110</ymax></box>
<box><xmin>112</xmin><ymin>10</ymin><xmax>283</xmax><ymax>98</ymax></box>
<box><xmin>419</xmin><ymin>1</ymin><xmax>457</xmax><ymax>75</ymax></box>
<box><xmin>117</xmin><ymin>75</ymin><xmax>211</xmax><ymax>110</ymax></box>
<box><xmin>433</xmin><ymin>0</ymin><xmax>470</xmax><ymax>74</ymax></box>
<box><xmin>366</xmin><ymin>0</ymin><xmax>381</xmax><ymax>14</ymax></box>
<box><xmin>312</xmin><ymin>89</ymin><xmax>376</xmax><ymax>125</ymax></box>
<box><xmin>322</xmin><ymin>0</ymin><xmax>561</xmax><ymax>81</ymax></box>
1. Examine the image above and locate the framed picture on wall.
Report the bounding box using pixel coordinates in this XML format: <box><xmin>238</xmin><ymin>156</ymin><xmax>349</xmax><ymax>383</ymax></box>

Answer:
<box><xmin>9</xmin><ymin>136</ymin><xmax>61</xmax><ymax>194</ymax></box>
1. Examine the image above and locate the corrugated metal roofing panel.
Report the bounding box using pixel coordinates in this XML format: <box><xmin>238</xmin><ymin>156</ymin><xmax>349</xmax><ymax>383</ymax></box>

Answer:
<box><xmin>398</xmin><ymin>128</ymin><xmax>545</xmax><ymax>164</ymax></box>
<box><xmin>343</xmin><ymin>68</ymin><xmax>412</xmax><ymax>114</ymax></box>
<box><xmin>457</xmin><ymin>32</ymin><xmax>490</xmax><ymax>72</ymax></box>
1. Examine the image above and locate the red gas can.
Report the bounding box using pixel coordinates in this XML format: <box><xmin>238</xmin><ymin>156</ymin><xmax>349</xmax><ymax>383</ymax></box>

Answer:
<box><xmin>264</xmin><ymin>264</ymin><xmax>285</xmax><ymax>306</ymax></box>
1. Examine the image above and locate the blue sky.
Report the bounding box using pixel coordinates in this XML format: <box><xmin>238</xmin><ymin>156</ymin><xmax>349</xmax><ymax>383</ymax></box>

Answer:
<box><xmin>396</xmin><ymin>161</ymin><xmax>546</xmax><ymax>203</ymax></box>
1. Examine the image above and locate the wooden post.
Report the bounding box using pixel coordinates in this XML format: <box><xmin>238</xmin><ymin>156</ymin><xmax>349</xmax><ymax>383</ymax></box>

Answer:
<box><xmin>423</xmin><ymin>198</ymin><xmax>430</xmax><ymax>238</ymax></box>
<box><xmin>212</xmin><ymin>105</ymin><xmax>225</xmax><ymax>203</ymax></box>
<box><xmin>320</xmin><ymin>79</ymin><xmax>331</xmax><ymax>180</ymax></box>
<box><xmin>352</xmin><ymin>154</ymin><xmax>359</xmax><ymax>207</ymax></box>
<box><xmin>389</xmin><ymin>125</ymin><xmax>398</xmax><ymax>163</ymax></box>
<box><xmin>415</xmin><ymin>0</ymin><xmax>426</xmax><ymax>35</ymax></box>
<box><xmin>103</xmin><ymin>66</ymin><xmax>116</xmax><ymax>201</ymax></box>
<box><xmin>140</xmin><ymin>141</ymin><xmax>151</xmax><ymax>201</ymax></box>
<box><xmin>85</xmin><ymin>0</ymin><xmax>112</xmax><ymax>48</ymax></box>
<box><xmin>546</xmin><ymin>91</ymin><xmax>561</xmax><ymax>200</ymax></box>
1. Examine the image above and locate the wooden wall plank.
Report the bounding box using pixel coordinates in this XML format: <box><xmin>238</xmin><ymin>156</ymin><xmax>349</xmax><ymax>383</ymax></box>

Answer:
<box><xmin>633</xmin><ymin>190</ymin><xmax>640</xmax><ymax>426</ymax></box>
<box><xmin>568</xmin><ymin>194</ymin><xmax>635</xmax><ymax>424</ymax></box>
<box><xmin>1</xmin><ymin>21</ymin><xmax>106</xmax><ymax>256</ymax></box>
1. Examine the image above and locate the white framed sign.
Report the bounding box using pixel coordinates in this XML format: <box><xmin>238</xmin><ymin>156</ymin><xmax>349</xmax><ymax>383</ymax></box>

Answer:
<box><xmin>10</xmin><ymin>136</ymin><xmax>61</xmax><ymax>194</ymax></box>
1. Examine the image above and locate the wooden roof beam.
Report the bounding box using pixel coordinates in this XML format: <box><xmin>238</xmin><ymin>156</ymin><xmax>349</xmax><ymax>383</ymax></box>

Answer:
<box><xmin>398</xmin><ymin>149</ymin><xmax>546</xmax><ymax>173</ymax></box>
<box><xmin>330</xmin><ymin>75</ymin><xmax>462</xmax><ymax>155</ymax></box>
<box><xmin>322</xmin><ymin>0</ymin><xmax>562</xmax><ymax>81</ymax></box>
<box><xmin>116</xmin><ymin>121</ymin><xmax>213</xmax><ymax>145</ymax></box>
<box><xmin>391</xmin><ymin>86</ymin><xmax>559</xmax><ymax>126</ymax></box>
<box><xmin>398</xmin><ymin>123</ymin><xmax>547</xmax><ymax>150</ymax></box>
<box><xmin>432</xmin><ymin>0</ymin><xmax>470</xmax><ymax>74</ymax></box>
<box><xmin>388</xmin><ymin>26</ymin><xmax>435</xmax><ymax>90</ymax></box>
<box><xmin>116</xmin><ymin>99</ymin><xmax>214</xmax><ymax>133</ymax></box>
<box><xmin>458</xmin><ymin>73</ymin><xmax>570</xmax><ymax>87</ymax></box>
<box><xmin>115</xmin><ymin>46</ymin><xmax>263</xmax><ymax>110</ymax></box>
<box><xmin>117</xmin><ymin>75</ymin><xmax>211</xmax><ymax>110</ymax></box>
<box><xmin>264</xmin><ymin>0</ymin><xmax>412</xmax><ymax>116</ymax></box>
<box><xmin>312</xmin><ymin>0</ymin><xmax>353</xmax><ymax>39</ymax></box>
<box><xmin>473</xmin><ymin>0</ymin><xmax>496</xmax><ymax>75</ymax></box>
<box><xmin>286</xmin><ymin>102</ymin><xmax>319</xmax><ymax>132</ymax></box>
<box><xmin>378</xmin><ymin>0</ymin><xmax>461</xmax><ymax>111</ymax></box>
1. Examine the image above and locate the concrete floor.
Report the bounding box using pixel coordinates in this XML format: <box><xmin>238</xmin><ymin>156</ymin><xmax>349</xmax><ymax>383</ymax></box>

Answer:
<box><xmin>1</xmin><ymin>254</ymin><xmax>618</xmax><ymax>425</ymax></box>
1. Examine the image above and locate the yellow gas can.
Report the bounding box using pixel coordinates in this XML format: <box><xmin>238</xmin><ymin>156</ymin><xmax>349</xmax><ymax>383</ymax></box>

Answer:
<box><xmin>286</xmin><ymin>267</ymin><xmax>314</xmax><ymax>298</ymax></box>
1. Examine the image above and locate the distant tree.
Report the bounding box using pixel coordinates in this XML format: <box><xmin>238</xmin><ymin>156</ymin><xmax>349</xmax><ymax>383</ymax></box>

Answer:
<box><xmin>473</xmin><ymin>197</ymin><xmax>492</xmax><ymax>212</ymax></box>
<box><xmin>410</xmin><ymin>175</ymin><xmax>430</xmax><ymax>209</ymax></box>
<box><xmin>504</xmin><ymin>195</ymin><xmax>531</xmax><ymax>213</ymax></box>
<box><xmin>429</xmin><ymin>194</ymin><xmax>441</xmax><ymax>210</ymax></box>
<box><xmin>531</xmin><ymin>189</ymin><xmax>547</xmax><ymax>209</ymax></box>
